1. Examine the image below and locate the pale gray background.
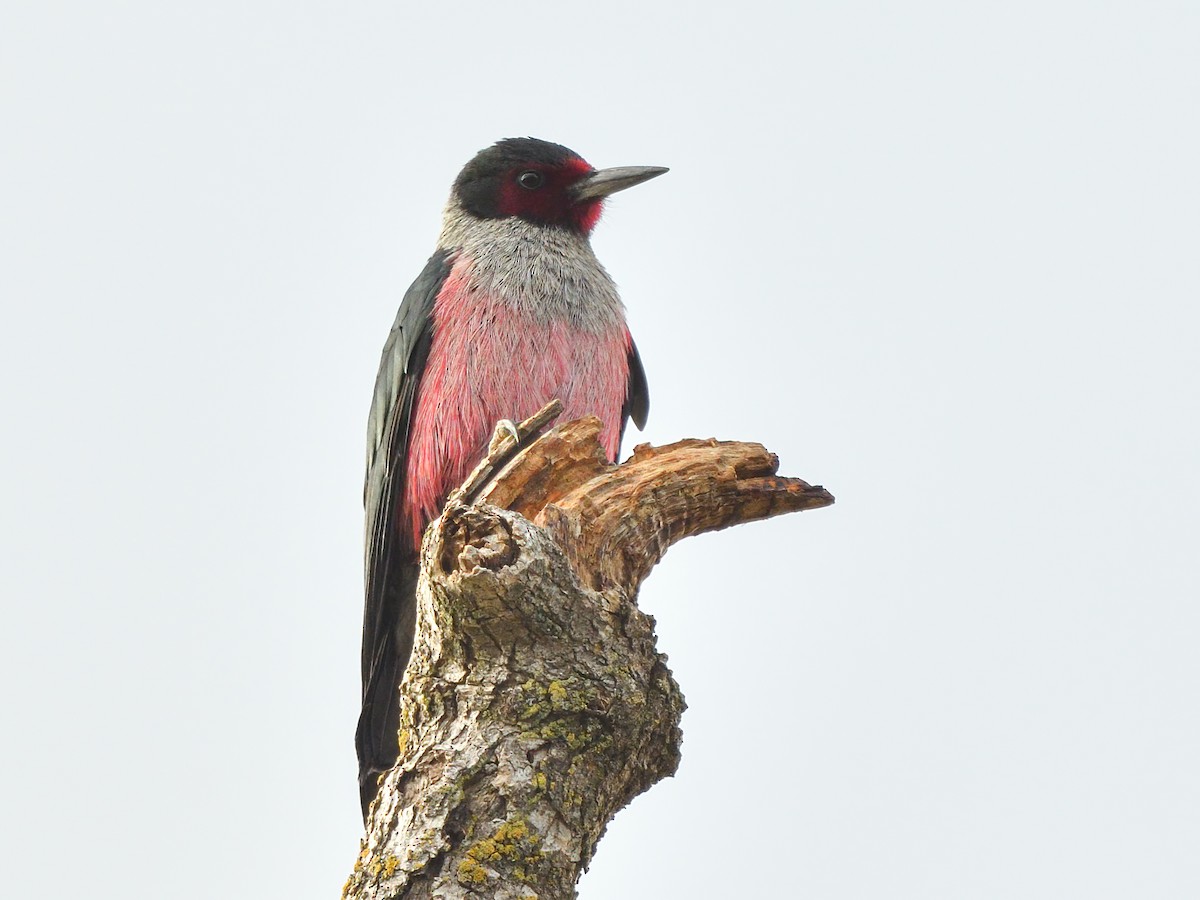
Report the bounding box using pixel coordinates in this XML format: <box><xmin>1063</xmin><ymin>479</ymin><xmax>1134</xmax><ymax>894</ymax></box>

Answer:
<box><xmin>2</xmin><ymin>1</ymin><xmax>1197</xmax><ymax>897</ymax></box>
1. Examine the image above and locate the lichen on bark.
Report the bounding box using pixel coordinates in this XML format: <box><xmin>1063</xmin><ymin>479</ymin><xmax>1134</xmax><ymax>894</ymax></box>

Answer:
<box><xmin>343</xmin><ymin>412</ymin><xmax>833</xmax><ymax>900</ymax></box>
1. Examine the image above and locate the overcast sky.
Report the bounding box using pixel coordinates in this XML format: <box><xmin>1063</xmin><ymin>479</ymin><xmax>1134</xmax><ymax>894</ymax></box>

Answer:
<box><xmin>2</xmin><ymin>2</ymin><xmax>1198</xmax><ymax>897</ymax></box>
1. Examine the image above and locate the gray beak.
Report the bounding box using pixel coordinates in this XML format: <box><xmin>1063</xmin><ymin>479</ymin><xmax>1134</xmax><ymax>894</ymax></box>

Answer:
<box><xmin>570</xmin><ymin>165</ymin><xmax>669</xmax><ymax>201</ymax></box>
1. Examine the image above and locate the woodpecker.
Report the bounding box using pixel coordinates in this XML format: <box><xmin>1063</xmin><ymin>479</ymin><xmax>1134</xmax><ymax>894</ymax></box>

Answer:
<box><xmin>357</xmin><ymin>138</ymin><xmax>666</xmax><ymax>820</ymax></box>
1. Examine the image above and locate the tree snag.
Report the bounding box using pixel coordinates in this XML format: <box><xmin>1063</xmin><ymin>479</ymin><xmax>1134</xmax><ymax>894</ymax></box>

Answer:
<box><xmin>343</xmin><ymin>404</ymin><xmax>834</xmax><ymax>900</ymax></box>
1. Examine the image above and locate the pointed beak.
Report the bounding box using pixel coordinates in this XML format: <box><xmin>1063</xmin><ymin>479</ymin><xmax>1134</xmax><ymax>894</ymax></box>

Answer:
<box><xmin>570</xmin><ymin>165</ymin><xmax>669</xmax><ymax>201</ymax></box>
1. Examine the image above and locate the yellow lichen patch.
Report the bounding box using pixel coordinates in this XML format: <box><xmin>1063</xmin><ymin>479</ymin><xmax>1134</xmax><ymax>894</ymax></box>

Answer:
<box><xmin>520</xmin><ymin>676</ymin><xmax>596</xmax><ymax>718</ymax></box>
<box><xmin>360</xmin><ymin>852</ymin><xmax>403</xmax><ymax>881</ymax></box>
<box><xmin>457</xmin><ymin>857</ymin><xmax>488</xmax><ymax>885</ymax></box>
<box><xmin>457</xmin><ymin>815</ymin><xmax>544</xmax><ymax>886</ymax></box>
<box><xmin>517</xmin><ymin>675</ymin><xmax>612</xmax><ymax>754</ymax></box>
<box><xmin>352</xmin><ymin>843</ymin><xmax>370</xmax><ymax>872</ymax></box>
<box><xmin>396</xmin><ymin>727</ymin><xmax>409</xmax><ymax>758</ymax></box>
<box><xmin>523</xmin><ymin>715</ymin><xmax>609</xmax><ymax>752</ymax></box>
<box><xmin>546</xmin><ymin>678</ymin><xmax>593</xmax><ymax>712</ymax></box>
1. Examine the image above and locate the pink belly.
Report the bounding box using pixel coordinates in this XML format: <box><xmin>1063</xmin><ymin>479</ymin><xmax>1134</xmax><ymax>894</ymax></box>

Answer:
<box><xmin>402</xmin><ymin>270</ymin><xmax>630</xmax><ymax>548</ymax></box>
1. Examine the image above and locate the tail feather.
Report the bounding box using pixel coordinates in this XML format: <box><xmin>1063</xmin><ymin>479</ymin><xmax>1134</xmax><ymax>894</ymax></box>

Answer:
<box><xmin>355</xmin><ymin>561</ymin><xmax>418</xmax><ymax>822</ymax></box>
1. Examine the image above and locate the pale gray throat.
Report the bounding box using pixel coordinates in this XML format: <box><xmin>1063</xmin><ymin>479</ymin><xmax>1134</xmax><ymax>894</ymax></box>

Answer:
<box><xmin>436</xmin><ymin>197</ymin><xmax>626</xmax><ymax>333</ymax></box>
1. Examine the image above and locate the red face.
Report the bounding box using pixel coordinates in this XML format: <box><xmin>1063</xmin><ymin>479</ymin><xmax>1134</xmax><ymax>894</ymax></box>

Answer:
<box><xmin>454</xmin><ymin>139</ymin><xmax>605</xmax><ymax>235</ymax></box>
<box><xmin>492</xmin><ymin>157</ymin><xmax>603</xmax><ymax>233</ymax></box>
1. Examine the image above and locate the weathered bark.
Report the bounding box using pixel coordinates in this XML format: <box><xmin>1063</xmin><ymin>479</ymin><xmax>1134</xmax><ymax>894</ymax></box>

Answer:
<box><xmin>343</xmin><ymin>407</ymin><xmax>834</xmax><ymax>900</ymax></box>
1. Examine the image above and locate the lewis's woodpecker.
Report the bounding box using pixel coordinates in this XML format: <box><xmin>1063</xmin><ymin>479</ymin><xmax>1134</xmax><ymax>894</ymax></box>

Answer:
<box><xmin>357</xmin><ymin>138</ymin><xmax>667</xmax><ymax>819</ymax></box>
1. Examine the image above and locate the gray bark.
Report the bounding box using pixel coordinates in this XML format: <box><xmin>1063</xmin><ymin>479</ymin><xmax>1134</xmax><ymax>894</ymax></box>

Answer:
<box><xmin>343</xmin><ymin>412</ymin><xmax>833</xmax><ymax>899</ymax></box>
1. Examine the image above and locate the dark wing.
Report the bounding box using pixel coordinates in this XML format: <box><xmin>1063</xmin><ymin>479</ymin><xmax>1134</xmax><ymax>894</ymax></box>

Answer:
<box><xmin>356</xmin><ymin>249</ymin><xmax>452</xmax><ymax>821</ymax></box>
<box><xmin>621</xmin><ymin>338</ymin><xmax>650</xmax><ymax>441</ymax></box>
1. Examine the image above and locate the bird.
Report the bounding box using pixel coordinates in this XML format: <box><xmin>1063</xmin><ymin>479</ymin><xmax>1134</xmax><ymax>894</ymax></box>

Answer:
<box><xmin>357</xmin><ymin>137</ymin><xmax>666</xmax><ymax>820</ymax></box>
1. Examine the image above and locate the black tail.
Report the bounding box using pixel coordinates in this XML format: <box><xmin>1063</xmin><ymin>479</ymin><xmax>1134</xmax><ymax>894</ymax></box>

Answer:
<box><xmin>355</xmin><ymin>560</ymin><xmax>418</xmax><ymax>822</ymax></box>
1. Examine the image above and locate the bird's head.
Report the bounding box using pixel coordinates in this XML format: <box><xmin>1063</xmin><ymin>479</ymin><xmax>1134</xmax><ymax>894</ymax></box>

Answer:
<box><xmin>452</xmin><ymin>137</ymin><xmax>667</xmax><ymax>235</ymax></box>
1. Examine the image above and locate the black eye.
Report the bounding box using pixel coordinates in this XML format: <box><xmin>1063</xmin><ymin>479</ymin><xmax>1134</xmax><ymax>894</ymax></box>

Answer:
<box><xmin>517</xmin><ymin>170</ymin><xmax>544</xmax><ymax>190</ymax></box>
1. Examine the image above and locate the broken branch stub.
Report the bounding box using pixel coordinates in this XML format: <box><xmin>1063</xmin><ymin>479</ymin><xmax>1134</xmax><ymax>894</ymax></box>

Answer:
<box><xmin>482</xmin><ymin>418</ymin><xmax>835</xmax><ymax>593</ymax></box>
<box><xmin>344</xmin><ymin>414</ymin><xmax>834</xmax><ymax>900</ymax></box>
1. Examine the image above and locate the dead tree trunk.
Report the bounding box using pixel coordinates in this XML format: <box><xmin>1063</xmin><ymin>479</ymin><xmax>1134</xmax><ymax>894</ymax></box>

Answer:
<box><xmin>343</xmin><ymin>407</ymin><xmax>834</xmax><ymax>900</ymax></box>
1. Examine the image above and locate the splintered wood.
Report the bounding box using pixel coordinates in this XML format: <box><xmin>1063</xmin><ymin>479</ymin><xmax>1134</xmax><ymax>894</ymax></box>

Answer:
<box><xmin>478</xmin><ymin>415</ymin><xmax>834</xmax><ymax>592</ymax></box>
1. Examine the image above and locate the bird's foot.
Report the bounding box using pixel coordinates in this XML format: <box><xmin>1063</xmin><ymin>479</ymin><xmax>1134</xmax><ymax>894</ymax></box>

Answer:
<box><xmin>488</xmin><ymin>419</ymin><xmax>521</xmax><ymax>456</ymax></box>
